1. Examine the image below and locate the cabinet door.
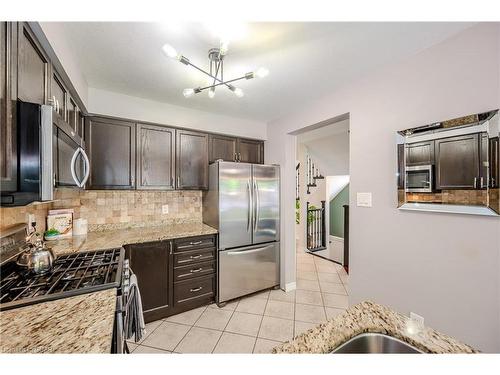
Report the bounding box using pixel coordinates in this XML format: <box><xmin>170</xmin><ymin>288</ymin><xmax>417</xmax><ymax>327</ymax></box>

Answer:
<box><xmin>51</xmin><ymin>72</ymin><xmax>67</xmax><ymax>120</ymax></box>
<box><xmin>238</xmin><ymin>138</ymin><xmax>264</xmax><ymax>164</ymax></box>
<box><xmin>67</xmin><ymin>96</ymin><xmax>79</xmax><ymax>134</ymax></box>
<box><xmin>397</xmin><ymin>143</ymin><xmax>404</xmax><ymax>189</ymax></box>
<box><xmin>435</xmin><ymin>133</ymin><xmax>479</xmax><ymax>190</ymax></box>
<box><xmin>125</xmin><ymin>241</ymin><xmax>172</xmax><ymax>323</ymax></box>
<box><xmin>137</xmin><ymin>123</ymin><xmax>175</xmax><ymax>190</ymax></box>
<box><xmin>85</xmin><ymin>117</ymin><xmax>136</xmax><ymax>189</ymax></box>
<box><xmin>479</xmin><ymin>133</ymin><xmax>489</xmax><ymax>189</ymax></box>
<box><xmin>176</xmin><ymin>129</ymin><xmax>208</xmax><ymax>190</ymax></box>
<box><xmin>489</xmin><ymin>137</ymin><xmax>499</xmax><ymax>188</ymax></box>
<box><xmin>0</xmin><ymin>22</ymin><xmax>17</xmax><ymax>192</ymax></box>
<box><xmin>17</xmin><ymin>23</ymin><xmax>49</xmax><ymax>105</ymax></box>
<box><xmin>209</xmin><ymin>134</ymin><xmax>237</xmax><ymax>162</ymax></box>
<box><xmin>405</xmin><ymin>140</ymin><xmax>434</xmax><ymax>166</ymax></box>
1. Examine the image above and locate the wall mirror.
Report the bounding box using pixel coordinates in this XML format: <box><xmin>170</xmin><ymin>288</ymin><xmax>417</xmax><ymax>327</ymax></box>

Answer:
<box><xmin>397</xmin><ymin>109</ymin><xmax>499</xmax><ymax>216</ymax></box>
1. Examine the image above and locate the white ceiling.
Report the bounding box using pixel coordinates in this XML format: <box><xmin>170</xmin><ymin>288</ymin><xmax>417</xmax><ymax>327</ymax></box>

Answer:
<box><xmin>56</xmin><ymin>22</ymin><xmax>473</xmax><ymax>122</ymax></box>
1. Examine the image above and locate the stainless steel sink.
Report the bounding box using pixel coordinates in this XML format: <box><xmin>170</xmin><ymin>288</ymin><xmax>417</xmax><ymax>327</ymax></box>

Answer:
<box><xmin>331</xmin><ymin>333</ymin><xmax>422</xmax><ymax>354</ymax></box>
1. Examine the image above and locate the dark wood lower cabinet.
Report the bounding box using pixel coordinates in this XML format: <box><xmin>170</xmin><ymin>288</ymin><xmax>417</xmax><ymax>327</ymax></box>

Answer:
<box><xmin>125</xmin><ymin>234</ymin><xmax>216</xmax><ymax>324</ymax></box>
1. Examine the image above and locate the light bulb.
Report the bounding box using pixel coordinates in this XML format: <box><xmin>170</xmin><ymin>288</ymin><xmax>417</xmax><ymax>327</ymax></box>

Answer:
<box><xmin>234</xmin><ymin>88</ymin><xmax>244</xmax><ymax>98</ymax></box>
<box><xmin>162</xmin><ymin>44</ymin><xmax>179</xmax><ymax>59</ymax></box>
<box><xmin>254</xmin><ymin>67</ymin><xmax>269</xmax><ymax>78</ymax></box>
<box><xmin>220</xmin><ymin>40</ymin><xmax>229</xmax><ymax>56</ymax></box>
<box><xmin>208</xmin><ymin>88</ymin><xmax>215</xmax><ymax>99</ymax></box>
<box><xmin>183</xmin><ymin>88</ymin><xmax>195</xmax><ymax>98</ymax></box>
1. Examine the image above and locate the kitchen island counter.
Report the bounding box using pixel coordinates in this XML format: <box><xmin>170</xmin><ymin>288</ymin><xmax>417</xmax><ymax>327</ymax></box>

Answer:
<box><xmin>0</xmin><ymin>288</ymin><xmax>116</xmax><ymax>353</ymax></box>
<box><xmin>273</xmin><ymin>301</ymin><xmax>477</xmax><ymax>354</ymax></box>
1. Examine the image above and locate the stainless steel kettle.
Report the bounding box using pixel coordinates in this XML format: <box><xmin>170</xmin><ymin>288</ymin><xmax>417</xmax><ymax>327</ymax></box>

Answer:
<box><xmin>16</xmin><ymin>232</ymin><xmax>56</xmax><ymax>274</ymax></box>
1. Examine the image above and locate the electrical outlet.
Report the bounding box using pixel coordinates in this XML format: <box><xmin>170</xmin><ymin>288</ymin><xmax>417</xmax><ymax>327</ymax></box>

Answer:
<box><xmin>26</xmin><ymin>214</ymin><xmax>36</xmax><ymax>233</ymax></box>
<box><xmin>162</xmin><ymin>205</ymin><xmax>169</xmax><ymax>214</ymax></box>
<box><xmin>410</xmin><ymin>312</ymin><xmax>424</xmax><ymax>326</ymax></box>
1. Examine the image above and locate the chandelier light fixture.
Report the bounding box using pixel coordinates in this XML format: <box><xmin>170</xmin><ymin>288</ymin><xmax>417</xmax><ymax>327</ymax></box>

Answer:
<box><xmin>162</xmin><ymin>40</ymin><xmax>269</xmax><ymax>99</ymax></box>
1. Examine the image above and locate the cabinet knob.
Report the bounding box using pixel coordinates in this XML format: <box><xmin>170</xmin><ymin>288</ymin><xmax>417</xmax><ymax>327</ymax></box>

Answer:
<box><xmin>190</xmin><ymin>286</ymin><xmax>203</xmax><ymax>293</ymax></box>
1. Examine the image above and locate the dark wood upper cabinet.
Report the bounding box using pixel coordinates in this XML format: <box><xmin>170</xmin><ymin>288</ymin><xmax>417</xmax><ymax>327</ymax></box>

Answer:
<box><xmin>435</xmin><ymin>133</ymin><xmax>479</xmax><ymax>190</ymax></box>
<box><xmin>51</xmin><ymin>71</ymin><xmax>67</xmax><ymax>120</ymax></box>
<box><xmin>238</xmin><ymin>138</ymin><xmax>264</xmax><ymax>164</ymax></box>
<box><xmin>209</xmin><ymin>134</ymin><xmax>238</xmax><ymax>163</ymax></box>
<box><xmin>136</xmin><ymin>123</ymin><xmax>175</xmax><ymax>190</ymax></box>
<box><xmin>85</xmin><ymin>116</ymin><xmax>136</xmax><ymax>189</ymax></box>
<box><xmin>176</xmin><ymin>129</ymin><xmax>208</xmax><ymax>190</ymax></box>
<box><xmin>67</xmin><ymin>96</ymin><xmax>79</xmax><ymax>135</ymax></box>
<box><xmin>17</xmin><ymin>23</ymin><xmax>49</xmax><ymax>105</ymax></box>
<box><xmin>479</xmin><ymin>133</ymin><xmax>489</xmax><ymax>189</ymax></box>
<box><xmin>1</xmin><ymin>22</ymin><xmax>17</xmax><ymax>193</ymax></box>
<box><xmin>489</xmin><ymin>137</ymin><xmax>499</xmax><ymax>188</ymax></box>
<box><xmin>125</xmin><ymin>241</ymin><xmax>172</xmax><ymax>323</ymax></box>
<box><xmin>397</xmin><ymin>143</ymin><xmax>404</xmax><ymax>189</ymax></box>
<box><xmin>209</xmin><ymin>134</ymin><xmax>265</xmax><ymax>164</ymax></box>
<box><xmin>405</xmin><ymin>140</ymin><xmax>434</xmax><ymax>166</ymax></box>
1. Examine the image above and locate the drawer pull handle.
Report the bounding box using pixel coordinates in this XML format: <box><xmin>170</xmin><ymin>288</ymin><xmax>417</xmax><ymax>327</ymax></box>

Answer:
<box><xmin>190</xmin><ymin>267</ymin><xmax>203</xmax><ymax>273</ymax></box>
<box><xmin>190</xmin><ymin>286</ymin><xmax>203</xmax><ymax>293</ymax></box>
<box><xmin>190</xmin><ymin>255</ymin><xmax>203</xmax><ymax>259</ymax></box>
<box><xmin>189</xmin><ymin>241</ymin><xmax>203</xmax><ymax>245</ymax></box>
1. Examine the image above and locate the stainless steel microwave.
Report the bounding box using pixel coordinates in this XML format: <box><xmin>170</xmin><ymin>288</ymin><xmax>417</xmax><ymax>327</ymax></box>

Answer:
<box><xmin>405</xmin><ymin>165</ymin><xmax>433</xmax><ymax>193</ymax></box>
<box><xmin>1</xmin><ymin>101</ymin><xmax>89</xmax><ymax>207</ymax></box>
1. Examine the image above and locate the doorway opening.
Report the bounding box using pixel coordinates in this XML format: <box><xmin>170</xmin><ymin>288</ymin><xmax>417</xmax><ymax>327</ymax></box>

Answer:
<box><xmin>294</xmin><ymin>116</ymin><xmax>350</xmax><ymax>272</ymax></box>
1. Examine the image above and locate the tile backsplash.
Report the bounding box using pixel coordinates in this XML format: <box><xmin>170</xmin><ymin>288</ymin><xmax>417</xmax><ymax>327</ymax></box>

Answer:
<box><xmin>0</xmin><ymin>189</ymin><xmax>202</xmax><ymax>233</ymax></box>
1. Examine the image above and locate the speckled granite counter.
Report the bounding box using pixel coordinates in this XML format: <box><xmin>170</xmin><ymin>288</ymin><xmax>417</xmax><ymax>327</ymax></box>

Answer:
<box><xmin>0</xmin><ymin>288</ymin><xmax>116</xmax><ymax>353</ymax></box>
<box><xmin>48</xmin><ymin>222</ymin><xmax>218</xmax><ymax>255</ymax></box>
<box><xmin>0</xmin><ymin>222</ymin><xmax>217</xmax><ymax>354</ymax></box>
<box><xmin>274</xmin><ymin>301</ymin><xmax>477</xmax><ymax>354</ymax></box>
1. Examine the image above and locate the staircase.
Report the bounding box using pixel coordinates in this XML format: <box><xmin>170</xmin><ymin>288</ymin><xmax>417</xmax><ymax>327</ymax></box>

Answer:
<box><xmin>306</xmin><ymin>154</ymin><xmax>324</xmax><ymax>194</ymax></box>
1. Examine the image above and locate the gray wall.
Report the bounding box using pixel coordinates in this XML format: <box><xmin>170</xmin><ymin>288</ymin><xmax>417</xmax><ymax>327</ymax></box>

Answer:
<box><xmin>330</xmin><ymin>184</ymin><xmax>349</xmax><ymax>237</ymax></box>
<box><xmin>266</xmin><ymin>23</ymin><xmax>500</xmax><ymax>352</ymax></box>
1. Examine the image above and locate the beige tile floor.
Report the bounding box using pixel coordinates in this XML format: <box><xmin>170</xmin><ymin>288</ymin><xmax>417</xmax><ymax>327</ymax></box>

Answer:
<box><xmin>127</xmin><ymin>250</ymin><xmax>349</xmax><ymax>354</ymax></box>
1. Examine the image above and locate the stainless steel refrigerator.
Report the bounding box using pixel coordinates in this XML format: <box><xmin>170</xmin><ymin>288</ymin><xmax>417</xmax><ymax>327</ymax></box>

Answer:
<box><xmin>203</xmin><ymin>161</ymin><xmax>280</xmax><ymax>304</ymax></box>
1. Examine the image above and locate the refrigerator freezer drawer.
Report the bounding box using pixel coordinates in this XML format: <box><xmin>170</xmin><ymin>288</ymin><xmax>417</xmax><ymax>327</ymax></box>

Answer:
<box><xmin>218</xmin><ymin>242</ymin><xmax>280</xmax><ymax>303</ymax></box>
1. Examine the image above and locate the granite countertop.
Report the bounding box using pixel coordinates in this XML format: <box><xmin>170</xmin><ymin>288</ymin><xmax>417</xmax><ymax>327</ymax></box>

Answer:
<box><xmin>0</xmin><ymin>222</ymin><xmax>217</xmax><ymax>354</ymax></box>
<box><xmin>273</xmin><ymin>301</ymin><xmax>477</xmax><ymax>354</ymax></box>
<box><xmin>48</xmin><ymin>222</ymin><xmax>218</xmax><ymax>255</ymax></box>
<box><xmin>0</xmin><ymin>288</ymin><xmax>116</xmax><ymax>353</ymax></box>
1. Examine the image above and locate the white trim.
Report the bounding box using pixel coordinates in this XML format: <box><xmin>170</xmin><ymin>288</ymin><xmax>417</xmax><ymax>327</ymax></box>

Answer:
<box><xmin>284</xmin><ymin>282</ymin><xmax>296</xmax><ymax>292</ymax></box>
<box><xmin>330</xmin><ymin>235</ymin><xmax>344</xmax><ymax>242</ymax></box>
<box><xmin>399</xmin><ymin>202</ymin><xmax>499</xmax><ymax>217</ymax></box>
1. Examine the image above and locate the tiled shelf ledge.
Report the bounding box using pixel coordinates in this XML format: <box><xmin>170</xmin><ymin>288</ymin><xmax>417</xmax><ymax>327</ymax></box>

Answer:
<box><xmin>399</xmin><ymin>202</ymin><xmax>499</xmax><ymax>217</ymax></box>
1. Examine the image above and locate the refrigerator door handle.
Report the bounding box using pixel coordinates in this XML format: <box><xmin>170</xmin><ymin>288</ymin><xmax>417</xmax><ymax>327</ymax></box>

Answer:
<box><xmin>226</xmin><ymin>244</ymin><xmax>274</xmax><ymax>256</ymax></box>
<box><xmin>247</xmin><ymin>179</ymin><xmax>252</xmax><ymax>232</ymax></box>
<box><xmin>253</xmin><ymin>180</ymin><xmax>260</xmax><ymax>231</ymax></box>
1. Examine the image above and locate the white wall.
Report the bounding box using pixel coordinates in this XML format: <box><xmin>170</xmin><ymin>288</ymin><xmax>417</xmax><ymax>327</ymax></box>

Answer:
<box><xmin>305</xmin><ymin>132</ymin><xmax>350</xmax><ymax>176</ymax></box>
<box><xmin>266</xmin><ymin>23</ymin><xmax>500</xmax><ymax>352</ymax></box>
<box><xmin>38</xmin><ymin>22</ymin><xmax>89</xmax><ymax>107</ymax></box>
<box><xmin>88</xmin><ymin>88</ymin><xmax>267</xmax><ymax>139</ymax></box>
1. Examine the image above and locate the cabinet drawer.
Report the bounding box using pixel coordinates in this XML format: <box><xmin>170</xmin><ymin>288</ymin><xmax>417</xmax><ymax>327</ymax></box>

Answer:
<box><xmin>173</xmin><ymin>247</ymin><xmax>215</xmax><ymax>267</ymax></box>
<box><xmin>174</xmin><ymin>274</ymin><xmax>215</xmax><ymax>305</ymax></box>
<box><xmin>174</xmin><ymin>261</ymin><xmax>215</xmax><ymax>282</ymax></box>
<box><xmin>173</xmin><ymin>235</ymin><xmax>216</xmax><ymax>252</ymax></box>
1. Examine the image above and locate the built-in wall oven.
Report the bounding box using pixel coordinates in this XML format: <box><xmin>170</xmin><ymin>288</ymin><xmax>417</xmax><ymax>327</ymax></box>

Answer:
<box><xmin>405</xmin><ymin>165</ymin><xmax>433</xmax><ymax>193</ymax></box>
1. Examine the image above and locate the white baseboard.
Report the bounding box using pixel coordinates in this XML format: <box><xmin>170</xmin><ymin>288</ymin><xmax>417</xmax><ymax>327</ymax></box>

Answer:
<box><xmin>284</xmin><ymin>282</ymin><xmax>296</xmax><ymax>292</ymax></box>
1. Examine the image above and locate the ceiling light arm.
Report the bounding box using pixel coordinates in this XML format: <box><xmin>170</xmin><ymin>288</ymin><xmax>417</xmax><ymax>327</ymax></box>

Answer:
<box><xmin>198</xmin><ymin>73</ymin><xmax>253</xmax><ymax>92</ymax></box>
<box><xmin>181</xmin><ymin>56</ymin><xmax>233</xmax><ymax>90</ymax></box>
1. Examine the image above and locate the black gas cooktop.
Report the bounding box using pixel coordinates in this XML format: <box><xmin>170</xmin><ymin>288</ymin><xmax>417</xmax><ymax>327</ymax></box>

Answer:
<box><xmin>0</xmin><ymin>248</ymin><xmax>124</xmax><ymax>311</ymax></box>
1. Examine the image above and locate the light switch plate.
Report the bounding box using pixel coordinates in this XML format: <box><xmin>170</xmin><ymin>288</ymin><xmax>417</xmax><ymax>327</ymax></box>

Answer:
<box><xmin>162</xmin><ymin>205</ymin><xmax>169</xmax><ymax>214</ymax></box>
<box><xmin>356</xmin><ymin>192</ymin><xmax>372</xmax><ymax>207</ymax></box>
<box><xmin>26</xmin><ymin>213</ymin><xmax>36</xmax><ymax>233</ymax></box>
